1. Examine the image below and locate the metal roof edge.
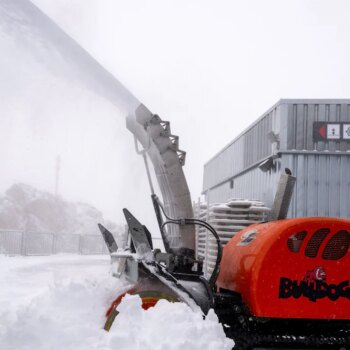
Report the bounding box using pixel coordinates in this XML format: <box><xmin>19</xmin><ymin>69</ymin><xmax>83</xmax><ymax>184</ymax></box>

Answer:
<box><xmin>278</xmin><ymin>98</ymin><xmax>350</xmax><ymax>104</ymax></box>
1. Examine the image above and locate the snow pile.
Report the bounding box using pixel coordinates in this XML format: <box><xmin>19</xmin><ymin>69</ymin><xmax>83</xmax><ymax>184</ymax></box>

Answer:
<box><xmin>0</xmin><ymin>255</ymin><xmax>234</xmax><ymax>350</ymax></box>
<box><xmin>0</xmin><ymin>183</ymin><xmax>121</xmax><ymax>235</ymax></box>
<box><xmin>110</xmin><ymin>294</ymin><xmax>234</xmax><ymax>350</ymax></box>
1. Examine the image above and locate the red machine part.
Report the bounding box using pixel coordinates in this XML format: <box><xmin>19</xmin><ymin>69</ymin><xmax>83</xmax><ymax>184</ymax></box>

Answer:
<box><xmin>217</xmin><ymin>217</ymin><xmax>350</xmax><ymax>319</ymax></box>
<box><xmin>106</xmin><ymin>289</ymin><xmax>177</xmax><ymax>318</ymax></box>
<box><xmin>104</xmin><ymin>289</ymin><xmax>179</xmax><ymax>331</ymax></box>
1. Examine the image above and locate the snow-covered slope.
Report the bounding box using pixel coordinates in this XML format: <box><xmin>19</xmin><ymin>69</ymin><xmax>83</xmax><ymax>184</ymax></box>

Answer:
<box><xmin>0</xmin><ymin>255</ymin><xmax>234</xmax><ymax>350</ymax></box>
<box><xmin>0</xmin><ymin>183</ymin><xmax>121</xmax><ymax>235</ymax></box>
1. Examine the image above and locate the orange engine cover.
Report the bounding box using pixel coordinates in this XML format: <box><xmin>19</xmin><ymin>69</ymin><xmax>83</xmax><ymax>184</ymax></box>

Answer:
<box><xmin>216</xmin><ymin>217</ymin><xmax>350</xmax><ymax>319</ymax></box>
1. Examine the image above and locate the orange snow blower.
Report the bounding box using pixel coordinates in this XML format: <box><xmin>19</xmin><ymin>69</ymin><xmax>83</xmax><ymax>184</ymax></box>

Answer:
<box><xmin>95</xmin><ymin>102</ymin><xmax>350</xmax><ymax>349</ymax></box>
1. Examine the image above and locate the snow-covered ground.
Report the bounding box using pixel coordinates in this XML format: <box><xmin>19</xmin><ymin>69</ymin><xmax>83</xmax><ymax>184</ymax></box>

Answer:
<box><xmin>0</xmin><ymin>255</ymin><xmax>234</xmax><ymax>350</ymax></box>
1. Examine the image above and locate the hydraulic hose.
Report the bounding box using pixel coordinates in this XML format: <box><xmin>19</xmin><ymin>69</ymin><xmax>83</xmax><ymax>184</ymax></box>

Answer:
<box><xmin>156</xmin><ymin>196</ymin><xmax>222</xmax><ymax>288</ymax></box>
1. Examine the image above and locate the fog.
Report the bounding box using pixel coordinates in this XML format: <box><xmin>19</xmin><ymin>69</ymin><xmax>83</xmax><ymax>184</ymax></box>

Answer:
<box><xmin>1</xmin><ymin>0</ymin><xmax>350</xmax><ymax>232</ymax></box>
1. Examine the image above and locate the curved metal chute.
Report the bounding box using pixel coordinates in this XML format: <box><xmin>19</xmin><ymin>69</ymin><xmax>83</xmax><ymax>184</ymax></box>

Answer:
<box><xmin>126</xmin><ymin>104</ymin><xmax>195</xmax><ymax>255</ymax></box>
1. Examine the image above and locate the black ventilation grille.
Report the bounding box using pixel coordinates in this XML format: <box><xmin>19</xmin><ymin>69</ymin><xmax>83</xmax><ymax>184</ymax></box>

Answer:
<box><xmin>304</xmin><ymin>228</ymin><xmax>330</xmax><ymax>258</ymax></box>
<box><xmin>287</xmin><ymin>231</ymin><xmax>307</xmax><ymax>253</ymax></box>
<box><xmin>322</xmin><ymin>230</ymin><xmax>350</xmax><ymax>260</ymax></box>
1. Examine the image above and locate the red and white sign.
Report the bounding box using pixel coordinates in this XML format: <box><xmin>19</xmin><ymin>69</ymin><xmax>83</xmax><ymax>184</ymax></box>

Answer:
<box><xmin>313</xmin><ymin>122</ymin><xmax>350</xmax><ymax>142</ymax></box>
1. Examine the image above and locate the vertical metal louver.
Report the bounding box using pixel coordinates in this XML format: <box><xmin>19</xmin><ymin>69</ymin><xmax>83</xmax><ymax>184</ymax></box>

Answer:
<box><xmin>322</xmin><ymin>230</ymin><xmax>350</xmax><ymax>260</ymax></box>
<box><xmin>304</xmin><ymin>228</ymin><xmax>330</xmax><ymax>258</ymax></box>
<box><xmin>287</xmin><ymin>231</ymin><xmax>307</xmax><ymax>253</ymax></box>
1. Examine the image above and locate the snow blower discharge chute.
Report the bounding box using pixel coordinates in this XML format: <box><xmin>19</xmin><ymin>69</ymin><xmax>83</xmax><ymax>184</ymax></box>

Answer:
<box><xmin>98</xmin><ymin>109</ymin><xmax>350</xmax><ymax>350</ymax></box>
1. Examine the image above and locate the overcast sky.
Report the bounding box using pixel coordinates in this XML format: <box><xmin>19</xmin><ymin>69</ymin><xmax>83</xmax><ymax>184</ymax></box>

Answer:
<box><xmin>1</xmin><ymin>0</ymin><xmax>350</xmax><ymax>231</ymax></box>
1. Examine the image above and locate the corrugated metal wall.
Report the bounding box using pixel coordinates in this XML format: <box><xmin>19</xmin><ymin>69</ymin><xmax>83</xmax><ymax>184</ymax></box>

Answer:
<box><xmin>285</xmin><ymin>102</ymin><xmax>350</xmax><ymax>151</ymax></box>
<box><xmin>284</xmin><ymin>153</ymin><xmax>350</xmax><ymax>219</ymax></box>
<box><xmin>206</xmin><ymin>162</ymin><xmax>281</xmax><ymax>209</ymax></box>
<box><xmin>203</xmin><ymin>99</ymin><xmax>350</xmax><ymax>219</ymax></box>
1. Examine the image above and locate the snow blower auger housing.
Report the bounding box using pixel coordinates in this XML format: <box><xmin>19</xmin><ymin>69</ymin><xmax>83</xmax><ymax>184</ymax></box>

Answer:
<box><xmin>99</xmin><ymin>207</ymin><xmax>222</xmax><ymax>331</ymax></box>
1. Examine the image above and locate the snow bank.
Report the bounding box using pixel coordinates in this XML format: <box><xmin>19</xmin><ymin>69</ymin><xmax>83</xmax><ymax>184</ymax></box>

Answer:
<box><xmin>0</xmin><ymin>256</ymin><xmax>234</xmax><ymax>350</ymax></box>
<box><xmin>110</xmin><ymin>294</ymin><xmax>234</xmax><ymax>350</ymax></box>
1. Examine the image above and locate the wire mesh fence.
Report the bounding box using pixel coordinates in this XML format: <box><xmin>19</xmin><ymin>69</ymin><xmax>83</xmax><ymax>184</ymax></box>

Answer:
<box><xmin>0</xmin><ymin>229</ymin><xmax>108</xmax><ymax>256</ymax></box>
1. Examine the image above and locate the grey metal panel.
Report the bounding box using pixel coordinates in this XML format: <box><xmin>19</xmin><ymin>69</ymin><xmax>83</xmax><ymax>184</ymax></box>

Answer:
<box><xmin>319</xmin><ymin>156</ymin><xmax>329</xmax><ymax>216</ymax></box>
<box><xmin>285</xmin><ymin>101</ymin><xmax>350</xmax><ymax>152</ymax></box>
<box><xmin>207</xmin><ymin>166</ymin><xmax>280</xmax><ymax>210</ymax></box>
<box><xmin>279</xmin><ymin>104</ymin><xmax>288</xmax><ymax>150</ymax></box>
<box><xmin>318</xmin><ymin>104</ymin><xmax>327</xmax><ymax>151</ymax></box>
<box><xmin>340</xmin><ymin>155</ymin><xmax>350</xmax><ymax>218</ymax></box>
<box><xmin>295</xmin><ymin>154</ymin><xmax>306</xmax><ymax>217</ymax></box>
<box><xmin>295</xmin><ymin>104</ymin><xmax>305</xmax><ymax>150</ymax></box>
<box><xmin>206</xmin><ymin>152</ymin><xmax>350</xmax><ymax>220</ymax></box>
<box><xmin>286</xmin><ymin>103</ymin><xmax>295</xmax><ymax>149</ymax></box>
<box><xmin>284</xmin><ymin>153</ymin><xmax>350</xmax><ymax>219</ymax></box>
<box><xmin>330</xmin><ymin>155</ymin><xmax>341</xmax><ymax>217</ymax></box>
<box><xmin>306</xmin><ymin>104</ymin><xmax>315</xmax><ymax>151</ymax></box>
<box><xmin>305</xmin><ymin>155</ymin><xmax>317</xmax><ymax>217</ymax></box>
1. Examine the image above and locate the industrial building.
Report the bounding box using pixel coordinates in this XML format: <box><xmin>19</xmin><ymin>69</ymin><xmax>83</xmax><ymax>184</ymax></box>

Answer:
<box><xmin>202</xmin><ymin>99</ymin><xmax>350</xmax><ymax>219</ymax></box>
